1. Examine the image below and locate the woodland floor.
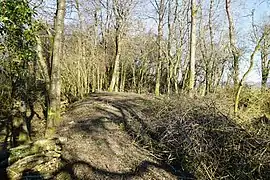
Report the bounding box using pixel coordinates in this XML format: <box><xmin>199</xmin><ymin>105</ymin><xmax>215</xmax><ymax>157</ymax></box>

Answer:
<box><xmin>2</xmin><ymin>91</ymin><xmax>269</xmax><ymax>179</ymax></box>
<box><xmin>54</xmin><ymin>92</ymin><xmax>177</xmax><ymax>179</ymax></box>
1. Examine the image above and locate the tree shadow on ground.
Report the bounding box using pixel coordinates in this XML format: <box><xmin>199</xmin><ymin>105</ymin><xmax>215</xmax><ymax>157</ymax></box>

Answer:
<box><xmin>20</xmin><ymin>169</ymin><xmax>44</xmax><ymax>180</ymax></box>
<box><xmin>67</xmin><ymin>93</ymin><xmax>270</xmax><ymax>179</ymax></box>
<box><xmin>66</xmin><ymin>93</ymin><xmax>195</xmax><ymax>179</ymax></box>
<box><xmin>53</xmin><ymin>157</ymin><xmax>192</xmax><ymax>180</ymax></box>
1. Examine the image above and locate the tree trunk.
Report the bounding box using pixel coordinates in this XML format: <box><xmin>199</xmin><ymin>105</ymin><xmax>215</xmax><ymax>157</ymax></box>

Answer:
<box><xmin>138</xmin><ymin>59</ymin><xmax>147</xmax><ymax>94</ymax></box>
<box><xmin>261</xmin><ymin>38</ymin><xmax>270</xmax><ymax>90</ymax></box>
<box><xmin>261</xmin><ymin>59</ymin><xmax>270</xmax><ymax>89</ymax></box>
<box><xmin>205</xmin><ymin>0</ymin><xmax>214</xmax><ymax>95</ymax></box>
<box><xmin>97</xmin><ymin>66</ymin><xmax>100</xmax><ymax>91</ymax></box>
<box><xmin>120</xmin><ymin>62</ymin><xmax>126</xmax><ymax>92</ymax></box>
<box><xmin>155</xmin><ymin>0</ymin><xmax>165</xmax><ymax>96</ymax></box>
<box><xmin>46</xmin><ymin>0</ymin><xmax>66</xmax><ymax>137</ymax></box>
<box><xmin>234</xmin><ymin>33</ymin><xmax>266</xmax><ymax>113</ymax></box>
<box><xmin>166</xmin><ymin>0</ymin><xmax>173</xmax><ymax>95</ymax></box>
<box><xmin>167</xmin><ymin>65</ymin><xmax>171</xmax><ymax>95</ymax></box>
<box><xmin>174</xmin><ymin>54</ymin><xmax>180</xmax><ymax>94</ymax></box>
<box><xmin>187</xmin><ymin>0</ymin><xmax>197</xmax><ymax>95</ymax></box>
<box><xmin>132</xmin><ymin>63</ymin><xmax>136</xmax><ymax>91</ymax></box>
<box><xmin>155</xmin><ymin>61</ymin><xmax>162</xmax><ymax>96</ymax></box>
<box><xmin>215</xmin><ymin>63</ymin><xmax>226</xmax><ymax>92</ymax></box>
<box><xmin>92</xmin><ymin>66</ymin><xmax>96</xmax><ymax>93</ymax></box>
<box><xmin>109</xmin><ymin>45</ymin><xmax>121</xmax><ymax>92</ymax></box>
<box><xmin>226</xmin><ymin>0</ymin><xmax>239</xmax><ymax>87</ymax></box>
<box><xmin>109</xmin><ymin>0</ymin><xmax>122</xmax><ymax>92</ymax></box>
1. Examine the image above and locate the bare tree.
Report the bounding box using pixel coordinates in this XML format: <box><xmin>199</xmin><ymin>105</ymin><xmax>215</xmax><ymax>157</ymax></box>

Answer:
<box><xmin>187</xmin><ymin>0</ymin><xmax>197</xmax><ymax>95</ymax></box>
<box><xmin>166</xmin><ymin>0</ymin><xmax>180</xmax><ymax>95</ymax></box>
<box><xmin>234</xmin><ymin>29</ymin><xmax>269</xmax><ymax>113</ymax></box>
<box><xmin>225</xmin><ymin>0</ymin><xmax>240</xmax><ymax>87</ymax></box>
<box><xmin>260</xmin><ymin>25</ymin><xmax>270</xmax><ymax>89</ymax></box>
<box><xmin>152</xmin><ymin>0</ymin><xmax>166</xmax><ymax>96</ymax></box>
<box><xmin>46</xmin><ymin>0</ymin><xmax>66</xmax><ymax>137</ymax></box>
<box><xmin>109</xmin><ymin>0</ymin><xmax>134</xmax><ymax>92</ymax></box>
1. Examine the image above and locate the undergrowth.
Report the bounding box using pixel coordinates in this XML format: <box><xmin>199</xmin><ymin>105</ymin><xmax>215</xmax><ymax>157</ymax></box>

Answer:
<box><xmin>130</xmin><ymin>90</ymin><xmax>270</xmax><ymax>179</ymax></box>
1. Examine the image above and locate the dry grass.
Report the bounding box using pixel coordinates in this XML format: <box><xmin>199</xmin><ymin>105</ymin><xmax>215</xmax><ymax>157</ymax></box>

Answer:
<box><xmin>57</xmin><ymin>91</ymin><xmax>270</xmax><ymax>179</ymax></box>
<box><xmin>138</xmin><ymin>91</ymin><xmax>270</xmax><ymax>179</ymax></box>
<box><xmin>4</xmin><ymin>91</ymin><xmax>268</xmax><ymax>179</ymax></box>
<box><xmin>56</xmin><ymin>92</ymin><xmax>177</xmax><ymax>180</ymax></box>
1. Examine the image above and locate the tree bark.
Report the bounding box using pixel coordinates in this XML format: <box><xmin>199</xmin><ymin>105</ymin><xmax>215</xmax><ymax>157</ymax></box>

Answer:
<box><xmin>109</xmin><ymin>0</ymin><xmax>132</xmax><ymax>92</ymax></box>
<box><xmin>46</xmin><ymin>0</ymin><xmax>66</xmax><ymax>137</ymax></box>
<box><xmin>225</xmin><ymin>0</ymin><xmax>239</xmax><ymax>87</ymax></box>
<box><xmin>234</xmin><ymin>33</ymin><xmax>266</xmax><ymax>113</ymax></box>
<box><xmin>74</xmin><ymin>0</ymin><xmax>86</xmax><ymax>98</ymax></box>
<box><xmin>260</xmin><ymin>34</ymin><xmax>270</xmax><ymax>89</ymax></box>
<box><xmin>109</xmin><ymin>33</ymin><xmax>121</xmax><ymax>92</ymax></box>
<box><xmin>188</xmin><ymin>0</ymin><xmax>197</xmax><ymax>95</ymax></box>
<box><xmin>120</xmin><ymin>62</ymin><xmax>126</xmax><ymax>92</ymax></box>
<box><xmin>155</xmin><ymin>0</ymin><xmax>165</xmax><ymax>96</ymax></box>
<box><xmin>132</xmin><ymin>62</ymin><xmax>136</xmax><ymax>91</ymax></box>
<box><xmin>205</xmin><ymin>0</ymin><xmax>214</xmax><ymax>95</ymax></box>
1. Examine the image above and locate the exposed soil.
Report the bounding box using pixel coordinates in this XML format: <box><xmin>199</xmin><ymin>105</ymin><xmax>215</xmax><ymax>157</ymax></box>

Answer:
<box><xmin>56</xmin><ymin>92</ymin><xmax>177</xmax><ymax>180</ymax></box>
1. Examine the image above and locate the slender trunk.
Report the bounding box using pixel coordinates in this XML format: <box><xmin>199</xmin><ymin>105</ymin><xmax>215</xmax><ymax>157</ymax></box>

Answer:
<box><xmin>166</xmin><ymin>0</ymin><xmax>174</xmax><ymax>95</ymax></box>
<box><xmin>77</xmin><ymin>45</ymin><xmax>82</xmax><ymax>97</ymax></box>
<box><xmin>109</xmin><ymin>32</ymin><xmax>121</xmax><ymax>92</ymax></box>
<box><xmin>92</xmin><ymin>66</ymin><xmax>96</xmax><ymax>92</ymax></box>
<box><xmin>36</xmin><ymin>36</ymin><xmax>49</xmax><ymax>82</ymax></box>
<box><xmin>138</xmin><ymin>59</ymin><xmax>147</xmax><ymax>94</ymax></box>
<box><xmin>155</xmin><ymin>61</ymin><xmax>162</xmax><ymax>96</ymax></box>
<box><xmin>155</xmin><ymin>0</ymin><xmax>165</xmax><ymax>96</ymax></box>
<box><xmin>167</xmin><ymin>62</ymin><xmax>171</xmax><ymax>94</ymax></box>
<box><xmin>188</xmin><ymin>0</ymin><xmax>197</xmax><ymax>95</ymax></box>
<box><xmin>138</xmin><ymin>70</ymin><xmax>144</xmax><ymax>94</ymax></box>
<box><xmin>97</xmin><ymin>66</ymin><xmax>100</xmax><ymax>91</ymax></box>
<box><xmin>120</xmin><ymin>62</ymin><xmax>126</xmax><ymax>92</ymax></box>
<box><xmin>132</xmin><ymin>63</ymin><xmax>136</xmax><ymax>91</ymax></box>
<box><xmin>75</xmin><ymin>0</ymin><xmax>86</xmax><ymax>97</ymax></box>
<box><xmin>100</xmin><ymin>72</ymin><xmax>104</xmax><ymax>91</ymax></box>
<box><xmin>109</xmin><ymin>55</ymin><xmax>120</xmax><ymax>92</ymax></box>
<box><xmin>204</xmin><ymin>0</ymin><xmax>214</xmax><ymax>95</ymax></box>
<box><xmin>205</xmin><ymin>65</ymin><xmax>210</xmax><ymax>95</ymax></box>
<box><xmin>215</xmin><ymin>63</ymin><xmax>226</xmax><ymax>92</ymax></box>
<box><xmin>46</xmin><ymin>0</ymin><xmax>66</xmax><ymax>137</ymax></box>
<box><xmin>92</xmin><ymin>5</ymin><xmax>100</xmax><ymax>93</ymax></box>
<box><xmin>261</xmin><ymin>65</ymin><xmax>269</xmax><ymax>89</ymax></box>
<box><xmin>174</xmin><ymin>55</ymin><xmax>180</xmax><ymax>93</ymax></box>
<box><xmin>261</xmin><ymin>40</ymin><xmax>270</xmax><ymax>89</ymax></box>
<box><xmin>36</xmin><ymin>36</ymin><xmax>50</xmax><ymax>120</ymax></box>
<box><xmin>226</xmin><ymin>0</ymin><xmax>239</xmax><ymax>87</ymax></box>
<box><xmin>234</xmin><ymin>34</ymin><xmax>266</xmax><ymax>113</ymax></box>
<box><xmin>122</xmin><ymin>70</ymin><xmax>126</xmax><ymax>92</ymax></box>
<box><xmin>182</xmin><ymin>63</ymin><xmax>189</xmax><ymax>91</ymax></box>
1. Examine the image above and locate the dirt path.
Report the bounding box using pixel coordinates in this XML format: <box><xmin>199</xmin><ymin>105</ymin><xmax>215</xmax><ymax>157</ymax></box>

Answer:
<box><xmin>56</xmin><ymin>92</ymin><xmax>177</xmax><ymax>180</ymax></box>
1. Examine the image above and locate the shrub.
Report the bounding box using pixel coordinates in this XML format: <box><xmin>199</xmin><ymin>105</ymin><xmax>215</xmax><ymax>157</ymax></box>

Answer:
<box><xmin>140</xmin><ymin>95</ymin><xmax>270</xmax><ymax>179</ymax></box>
